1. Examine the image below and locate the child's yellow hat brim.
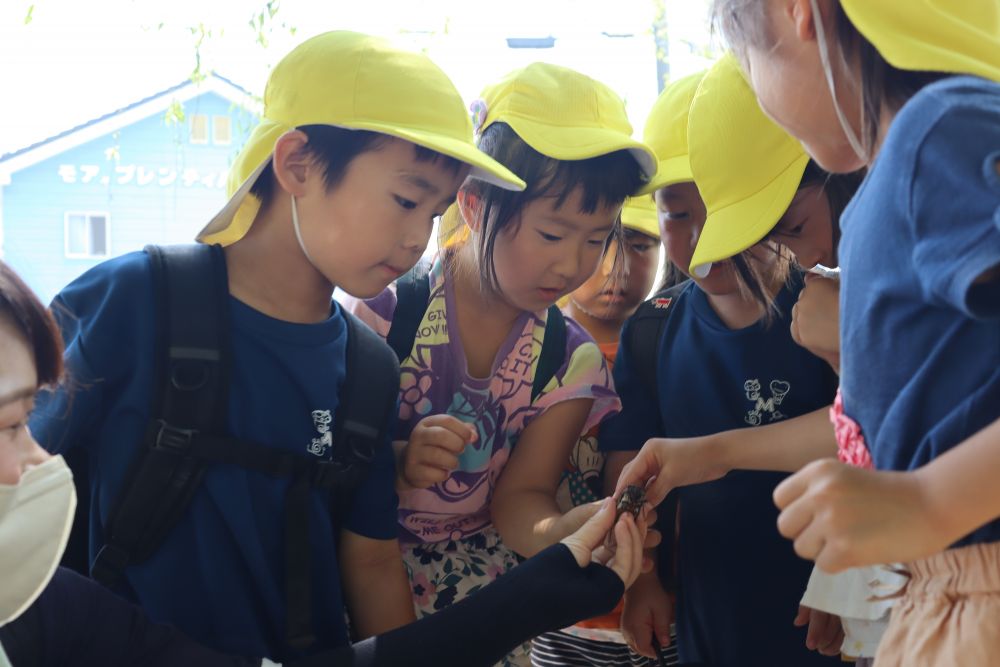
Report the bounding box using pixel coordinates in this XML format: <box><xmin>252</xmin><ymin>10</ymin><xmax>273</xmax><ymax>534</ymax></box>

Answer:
<box><xmin>688</xmin><ymin>54</ymin><xmax>809</xmax><ymax>274</ymax></box>
<box><xmin>639</xmin><ymin>71</ymin><xmax>706</xmax><ymax>195</ymax></box>
<box><xmin>620</xmin><ymin>195</ymin><xmax>660</xmax><ymax>239</ymax></box>
<box><xmin>841</xmin><ymin>0</ymin><xmax>1000</xmax><ymax>83</ymax></box>
<box><xmin>197</xmin><ymin>31</ymin><xmax>526</xmax><ymax>247</ymax></box>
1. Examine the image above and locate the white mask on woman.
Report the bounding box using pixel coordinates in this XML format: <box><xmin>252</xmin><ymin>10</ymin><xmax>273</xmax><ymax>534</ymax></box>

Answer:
<box><xmin>0</xmin><ymin>455</ymin><xmax>76</xmax><ymax>626</ymax></box>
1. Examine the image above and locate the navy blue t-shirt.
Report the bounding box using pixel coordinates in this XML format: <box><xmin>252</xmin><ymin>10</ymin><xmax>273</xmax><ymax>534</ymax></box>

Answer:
<box><xmin>601</xmin><ymin>279</ymin><xmax>839</xmax><ymax>666</ymax></box>
<box><xmin>839</xmin><ymin>76</ymin><xmax>1000</xmax><ymax>547</ymax></box>
<box><xmin>30</xmin><ymin>251</ymin><xmax>399</xmax><ymax>660</ymax></box>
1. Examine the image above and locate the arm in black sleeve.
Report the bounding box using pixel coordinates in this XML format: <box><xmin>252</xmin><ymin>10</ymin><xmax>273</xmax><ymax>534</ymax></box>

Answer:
<box><xmin>294</xmin><ymin>543</ymin><xmax>624</xmax><ymax>667</ymax></box>
<box><xmin>0</xmin><ymin>567</ymin><xmax>260</xmax><ymax>667</ymax></box>
<box><xmin>1</xmin><ymin>546</ymin><xmax>620</xmax><ymax>667</ymax></box>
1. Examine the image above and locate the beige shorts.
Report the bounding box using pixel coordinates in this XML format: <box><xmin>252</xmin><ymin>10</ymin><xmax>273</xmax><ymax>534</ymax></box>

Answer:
<box><xmin>875</xmin><ymin>541</ymin><xmax>1000</xmax><ymax>666</ymax></box>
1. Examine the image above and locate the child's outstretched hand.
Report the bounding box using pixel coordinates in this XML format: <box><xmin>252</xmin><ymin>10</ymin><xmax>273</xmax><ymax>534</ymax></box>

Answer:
<box><xmin>621</xmin><ymin>572</ymin><xmax>674</xmax><ymax>659</ymax></box>
<box><xmin>561</xmin><ymin>497</ymin><xmax>647</xmax><ymax>588</ymax></box>
<box><xmin>396</xmin><ymin>415</ymin><xmax>476</xmax><ymax>490</ymax></box>
<box><xmin>794</xmin><ymin>605</ymin><xmax>843</xmax><ymax>656</ymax></box>
<box><xmin>613</xmin><ymin>437</ymin><xmax>727</xmax><ymax>508</ymax></box>
<box><xmin>774</xmin><ymin>459</ymin><xmax>949</xmax><ymax>572</ymax></box>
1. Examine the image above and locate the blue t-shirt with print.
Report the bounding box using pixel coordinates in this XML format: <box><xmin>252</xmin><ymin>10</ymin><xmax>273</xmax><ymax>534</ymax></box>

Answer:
<box><xmin>601</xmin><ymin>278</ymin><xmax>840</xmax><ymax>667</ymax></box>
<box><xmin>30</xmin><ymin>251</ymin><xmax>400</xmax><ymax>660</ymax></box>
<box><xmin>839</xmin><ymin>75</ymin><xmax>1000</xmax><ymax>547</ymax></box>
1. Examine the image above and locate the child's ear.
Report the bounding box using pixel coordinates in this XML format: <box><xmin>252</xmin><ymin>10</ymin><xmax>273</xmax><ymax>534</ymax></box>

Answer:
<box><xmin>271</xmin><ymin>130</ymin><xmax>313</xmax><ymax>197</ymax></box>
<box><xmin>456</xmin><ymin>190</ymin><xmax>482</xmax><ymax>232</ymax></box>
<box><xmin>788</xmin><ymin>0</ymin><xmax>818</xmax><ymax>43</ymax></box>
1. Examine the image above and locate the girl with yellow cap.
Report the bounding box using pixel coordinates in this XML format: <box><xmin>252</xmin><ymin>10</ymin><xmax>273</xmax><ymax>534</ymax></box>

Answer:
<box><xmin>343</xmin><ymin>62</ymin><xmax>656</xmax><ymax>666</ymax></box>
<box><xmin>602</xmin><ymin>58</ymin><xmax>855</xmax><ymax>666</ymax></box>
<box><xmin>662</xmin><ymin>1</ymin><xmax>1000</xmax><ymax>663</ymax></box>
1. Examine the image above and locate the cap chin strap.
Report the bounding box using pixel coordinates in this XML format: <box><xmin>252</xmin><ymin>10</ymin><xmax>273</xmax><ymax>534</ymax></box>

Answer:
<box><xmin>811</xmin><ymin>0</ymin><xmax>869</xmax><ymax>162</ymax></box>
<box><xmin>290</xmin><ymin>196</ymin><xmax>318</xmax><ymax>267</ymax></box>
<box><xmin>693</xmin><ymin>262</ymin><xmax>713</xmax><ymax>279</ymax></box>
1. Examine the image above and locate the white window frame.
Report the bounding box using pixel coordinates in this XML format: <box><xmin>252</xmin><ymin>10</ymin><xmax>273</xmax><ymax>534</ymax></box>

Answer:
<box><xmin>64</xmin><ymin>211</ymin><xmax>111</xmax><ymax>259</ymax></box>
<box><xmin>190</xmin><ymin>113</ymin><xmax>209</xmax><ymax>144</ymax></box>
<box><xmin>212</xmin><ymin>115</ymin><xmax>232</xmax><ymax>145</ymax></box>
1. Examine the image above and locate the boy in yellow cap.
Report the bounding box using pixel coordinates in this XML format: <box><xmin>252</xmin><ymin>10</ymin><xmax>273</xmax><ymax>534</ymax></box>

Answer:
<box><xmin>532</xmin><ymin>195</ymin><xmax>667</xmax><ymax>667</ymax></box>
<box><xmin>602</xmin><ymin>57</ymin><xmax>845</xmax><ymax>666</ymax></box>
<box><xmin>27</xmin><ymin>30</ymin><xmax>524</xmax><ymax>662</ymax></box>
<box><xmin>704</xmin><ymin>1</ymin><xmax>1000</xmax><ymax>663</ymax></box>
<box><xmin>344</xmin><ymin>61</ymin><xmax>655</xmax><ymax>666</ymax></box>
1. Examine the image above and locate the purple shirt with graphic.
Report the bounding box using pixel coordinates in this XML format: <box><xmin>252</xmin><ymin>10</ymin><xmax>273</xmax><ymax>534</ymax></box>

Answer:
<box><xmin>343</xmin><ymin>255</ymin><xmax>620</xmax><ymax>544</ymax></box>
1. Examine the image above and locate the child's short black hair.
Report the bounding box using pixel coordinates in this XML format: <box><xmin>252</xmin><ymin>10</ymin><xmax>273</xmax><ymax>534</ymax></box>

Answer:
<box><xmin>462</xmin><ymin>122</ymin><xmax>647</xmax><ymax>294</ymax></box>
<box><xmin>250</xmin><ymin>125</ymin><xmax>465</xmax><ymax>205</ymax></box>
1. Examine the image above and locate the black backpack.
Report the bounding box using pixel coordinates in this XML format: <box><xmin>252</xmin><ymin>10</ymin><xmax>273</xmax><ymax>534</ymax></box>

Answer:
<box><xmin>88</xmin><ymin>244</ymin><xmax>401</xmax><ymax>657</ymax></box>
<box><xmin>623</xmin><ymin>279</ymin><xmax>690</xmax><ymax>593</ymax></box>
<box><xmin>385</xmin><ymin>260</ymin><xmax>567</xmax><ymax>402</ymax></box>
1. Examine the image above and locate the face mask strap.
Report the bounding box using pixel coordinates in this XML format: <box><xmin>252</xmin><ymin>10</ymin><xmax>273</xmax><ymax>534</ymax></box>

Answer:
<box><xmin>810</xmin><ymin>0</ymin><xmax>869</xmax><ymax>162</ymax></box>
<box><xmin>290</xmin><ymin>195</ymin><xmax>317</xmax><ymax>267</ymax></box>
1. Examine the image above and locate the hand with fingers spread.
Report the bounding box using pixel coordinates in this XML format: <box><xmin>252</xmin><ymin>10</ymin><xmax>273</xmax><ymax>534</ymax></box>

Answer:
<box><xmin>790</xmin><ymin>275</ymin><xmax>840</xmax><ymax>371</ymax></box>
<box><xmin>621</xmin><ymin>570</ymin><xmax>674</xmax><ymax>659</ymax></box>
<box><xmin>794</xmin><ymin>605</ymin><xmax>844</xmax><ymax>656</ymax></box>
<box><xmin>396</xmin><ymin>414</ymin><xmax>477</xmax><ymax>490</ymax></box>
<box><xmin>561</xmin><ymin>497</ymin><xmax>649</xmax><ymax>589</ymax></box>
<box><xmin>773</xmin><ymin>459</ymin><xmax>949</xmax><ymax>573</ymax></box>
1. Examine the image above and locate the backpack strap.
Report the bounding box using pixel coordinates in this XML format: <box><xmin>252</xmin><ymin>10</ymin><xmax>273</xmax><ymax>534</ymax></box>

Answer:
<box><xmin>626</xmin><ymin>280</ymin><xmax>690</xmax><ymax>411</ymax></box>
<box><xmin>624</xmin><ymin>279</ymin><xmax>690</xmax><ymax>594</ymax></box>
<box><xmin>91</xmin><ymin>244</ymin><xmax>400</xmax><ymax>659</ymax></box>
<box><xmin>91</xmin><ymin>243</ymin><xmax>230</xmax><ymax>586</ymax></box>
<box><xmin>531</xmin><ymin>305</ymin><xmax>566</xmax><ymax>402</ymax></box>
<box><xmin>386</xmin><ymin>259</ymin><xmax>432</xmax><ymax>363</ymax></box>
<box><xmin>284</xmin><ymin>309</ymin><xmax>399</xmax><ymax>652</ymax></box>
<box><xmin>388</xmin><ymin>259</ymin><xmax>565</xmax><ymax>403</ymax></box>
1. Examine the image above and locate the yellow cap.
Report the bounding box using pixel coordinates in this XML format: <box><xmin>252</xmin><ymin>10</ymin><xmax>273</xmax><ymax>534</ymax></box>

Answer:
<box><xmin>841</xmin><ymin>0</ymin><xmax>1000</xmax><ymax>83</ymax></box>
<box><xmin>620</xmin><ymin>196</ymin><xmax>659</xmax><ymax>239</ymax></box>
<box><xmin>688</xmin><ymin>54</ymin><xmax>809</xmax><ymax>274</ymax></box>
<box><xmin>197</xmin><ymin>31</ymin><xmax>526</xmax><ymax>246</ymax></box>
<box><xmin>639</xmin><ymin>71</ymin><xmax>705</xmax><ymax>194</ymax></box>
<box><xmin>473</xmin><ymin>62</ymin><xmax>658</xmax><ymax>181</ymax></box>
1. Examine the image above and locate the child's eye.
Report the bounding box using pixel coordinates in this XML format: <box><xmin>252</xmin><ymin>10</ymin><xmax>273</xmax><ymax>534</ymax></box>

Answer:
<box><xmin>630</xmin><ymin>242</ymin><xmax>655</xmax><ymax>253</ymax></box>
<box><xmin>587</xmin><ymin>237</ymin><xmax>607</xmax><ymax>247</ymax></box>
<box><xmin>538</xmin><ymin>231</ymin><xmax>562</xmax><ymax>242</ymax></box>
<box><xmin>2</xmin><ymin>421</ymin><xmax>26</xmax><ymax>437</ymax></box>
<box><xmin>393</xmin><ymin>195</ymin><xmax>418</xmax><ymax>210</ymax></box>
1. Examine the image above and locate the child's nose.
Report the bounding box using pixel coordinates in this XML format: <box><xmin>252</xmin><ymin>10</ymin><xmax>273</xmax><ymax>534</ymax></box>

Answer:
<box><xmin>554</xmin><ymin>247</ymin><xmax>583</xmax><ymax>280</ymax></box>
<box><xmin>600</xmin><ymin>241</ymin><xmax>619</xmax><ymax>278</ymax></box>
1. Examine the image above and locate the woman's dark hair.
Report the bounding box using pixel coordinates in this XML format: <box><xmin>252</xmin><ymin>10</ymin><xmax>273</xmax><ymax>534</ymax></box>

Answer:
<box><xmin>0</xmin><ymin>260</ymin><xmax>63</xmax><ymax>387</ymax></box>
<box><xmin>461</xmin><ymin>122</ymin><xmax>647</xmax><ymax>295</ymax></box>
<box><xmin>250</xmin><ymin>125</ymin><xmax>465</xmax><ymax>205</ymax></box>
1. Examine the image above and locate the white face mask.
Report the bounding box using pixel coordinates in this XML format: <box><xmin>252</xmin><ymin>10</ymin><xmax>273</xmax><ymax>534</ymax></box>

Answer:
<box><xmin>0</xmin><ymin>455</ymin><xmax>76</xmax><ymax>626</ymax></box>
<box><xmin>810</xmin><ymin>0</ymin><xmax>869</xmax><ymax>162</ymax></box>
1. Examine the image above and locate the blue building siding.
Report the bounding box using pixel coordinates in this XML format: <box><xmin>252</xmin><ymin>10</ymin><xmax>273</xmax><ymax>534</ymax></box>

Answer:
<box><xmin>2</xmin><ymin>90</ymin><xmax>255</xmax><ymax>303</ymax></box>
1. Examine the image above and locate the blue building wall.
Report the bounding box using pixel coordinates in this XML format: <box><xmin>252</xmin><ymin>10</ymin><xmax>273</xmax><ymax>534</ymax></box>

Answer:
<box><xmin>2</xmin><ymin>90</ymin><xmax>255</xmax><ymax>303</ymax></box>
